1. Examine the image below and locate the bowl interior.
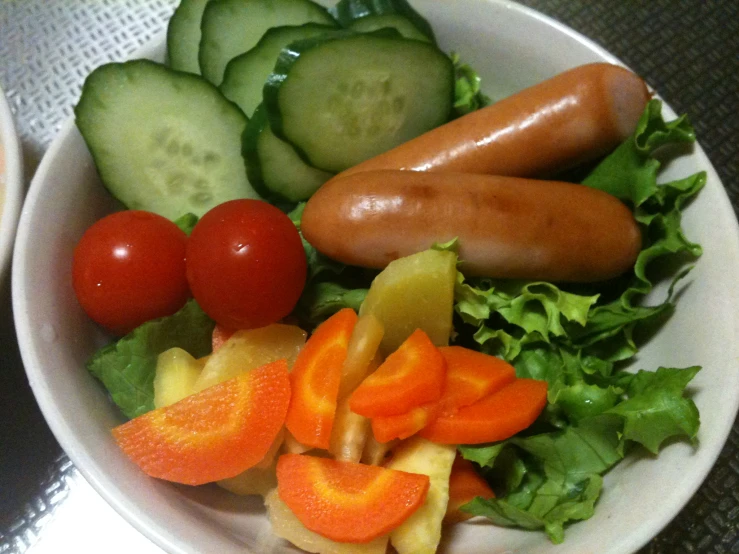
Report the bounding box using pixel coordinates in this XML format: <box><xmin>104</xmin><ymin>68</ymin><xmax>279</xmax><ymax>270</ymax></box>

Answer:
<box><xmin>0</xmin><ymin>85</ymin><xmax>24</xmax><ymax>289</ymax></box>
<box><xmin>12</xmin><ymin>1</ymin><xmax>739</xmax><ymax>553</ymax></box>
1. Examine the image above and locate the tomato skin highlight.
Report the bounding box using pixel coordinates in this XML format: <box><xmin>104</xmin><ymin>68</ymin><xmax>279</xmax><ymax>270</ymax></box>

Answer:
<box><xmin>276</xmin><ymin>453</ymin><xmax>430</xmax><ymax>543</ymax></box>
<box><xmin>186</xmin><ymin>199</ymin><xmax>307</xmax><ymax>330</ymax></box>
<box><xmin>72</xmin><ymin>210</ymin><xmax>189</xmax><ymax>336</ymax></box>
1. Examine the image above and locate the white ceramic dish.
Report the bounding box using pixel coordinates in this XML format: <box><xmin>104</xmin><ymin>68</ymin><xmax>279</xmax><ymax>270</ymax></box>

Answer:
<box><xmin>12</xmin><ymin>1</ymin><xmax>739</xmax><ymax>553</ymax></box>
<box><xmin>0</xmin><ymin>84</ymin><xmax>24</xmax><ymax>289</ymax></box>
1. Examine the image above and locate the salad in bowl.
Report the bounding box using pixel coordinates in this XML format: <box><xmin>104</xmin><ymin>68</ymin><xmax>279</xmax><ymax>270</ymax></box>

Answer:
<box><xmin>13</xmin><ymin>0</ymin><xmax>739</xmax><ymax>553</ymax></box>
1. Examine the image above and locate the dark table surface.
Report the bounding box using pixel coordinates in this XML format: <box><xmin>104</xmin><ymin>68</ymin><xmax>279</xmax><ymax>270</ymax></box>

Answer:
<box><xmin>1</xmin><ymin>1</ymin><xmax>737</xmax><ymax>552</ymax></box>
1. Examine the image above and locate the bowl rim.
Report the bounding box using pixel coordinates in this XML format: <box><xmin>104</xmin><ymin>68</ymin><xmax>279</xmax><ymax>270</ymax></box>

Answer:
<box><xmin>12</xmin><ymin>1</ymin><xmax>739</xmax><ymax>553</ymax></box>
<box><xmin>0</xmin><ymin>83</ymin><xmax>24</xmax><ymax>286</ymax></box>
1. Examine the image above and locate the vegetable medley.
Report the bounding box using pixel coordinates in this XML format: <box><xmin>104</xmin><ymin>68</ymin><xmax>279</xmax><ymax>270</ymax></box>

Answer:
<box><xmin>71</xmin><ymin>0</ymin><xmax>706</xmax><ymax>551</ymax></box>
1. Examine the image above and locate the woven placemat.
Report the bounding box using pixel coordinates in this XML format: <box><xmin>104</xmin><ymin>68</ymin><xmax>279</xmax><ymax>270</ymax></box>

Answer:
<box><xmin>0</xmin><ymin>1</ymin><xmax>737</xmax><ymax>552</ymax></box>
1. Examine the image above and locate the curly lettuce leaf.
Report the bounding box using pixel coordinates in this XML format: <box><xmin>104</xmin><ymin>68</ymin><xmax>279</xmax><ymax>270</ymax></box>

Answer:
<box><xmin>549</xmin><ymin>381</ymin><xmax>620</xmax><ymax>423</ymax></box>
<box><xmin>173</xmin><ymin>212</ymin><xmax>198</xmax><ymax>235</ymax></box>
<box><xmin>568</xmin><ymin>170</ymin><xmax>704</xmax><ymax>356</ymax></box>
<box><xmin>607</xmin><ymin>366</ymin><xmax>701</xmax><ymax>454</ymax></box>
<box><xmin>451</xmin><ymin>52</ymin><xmax>491</xmax><ymax>117</ymax></box>
<box><xmin>459</xmin><ymin>365</ymin><xmax>700</xmax><ymax>541</ymax></box>
<box><xmin>455</xmin><ymin>278</ymin><xmax>598</xmax><ymax>348</ymax></box>
<box><xmin>296</xmin><ymin>281</ymin><xmax>368</xmax><ymax>327</ymax></box>
<box><xmin>86</xmin><ymin>300</ymin><xmax>215</xmax><ymax>419</ymax></box>
<box><xmin>582</xmin><ymin>99</ymin><xmax>696</xmax><ymax>205</ymax></box>
<box><xmin>451</xmin><ymin>102</ymin><xmax>704</xmax><ymax>542</ymax></box>
<box><xmin>461</xmin><ymin>415</ymin><xmax>622</xmax><ymax>543</ymax></box>
<box><xmin>456</xmin><ymin>101</ymin><xmax>703</xmax><ymax>367</ymax></box>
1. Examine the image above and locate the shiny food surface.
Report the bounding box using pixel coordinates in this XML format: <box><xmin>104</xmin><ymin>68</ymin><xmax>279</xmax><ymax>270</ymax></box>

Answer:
<box><xmin>0</xmin><ymin>1</ymin><xmax>737</xmax><ymax>553</ymax></box>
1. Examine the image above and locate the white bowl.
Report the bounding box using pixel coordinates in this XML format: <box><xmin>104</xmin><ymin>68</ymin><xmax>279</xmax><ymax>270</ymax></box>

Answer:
<box><xmin>0</xmin><ymin>84</ymin><xmax>24</xmax><ymax>288</ymax></box>
<box><xmin>12</xmin><ymin>1</ymin><xmax>739</xmax><ymax>553</ymax></box>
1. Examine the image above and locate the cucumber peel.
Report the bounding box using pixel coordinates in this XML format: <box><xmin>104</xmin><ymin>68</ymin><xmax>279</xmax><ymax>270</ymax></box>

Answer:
<box><xmin>263</xmin><ymin>30</ymin><xmax>454</xmax><ymax>172</ymax></box>
<box><xmin>75</xmin><ymin>60</ymin><xmax>259</xmax><ymax>220</ymax></box>
<box><xmin>331</xmin><ymin>0</ymin><xmax>436</xmax><ymax>43</ymax></box>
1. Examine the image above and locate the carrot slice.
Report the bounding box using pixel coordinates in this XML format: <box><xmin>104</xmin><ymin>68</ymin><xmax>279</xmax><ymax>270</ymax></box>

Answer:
<box><xmin>276</xmin><ymin>453</ymin><xmax>429</xmax><ymax>543</ymax></box>
<box><xmin>437</xmin><ymin>346</ymin><xmax>516</xmax><ymax>412</ymax></box>
<box><xmin>112</xmin><ymin>359</ymin><xmax>290</xmax><ymax>485</ymax></box>
<box><xmin>420</xmin><ymin>378</ymin><xmax>548</xmax><ymax>444</ymax></box>
<box><xmin>444</xmin><ymin>454</ymin><xmax>495</xmax><ymax>524</ymax></box>
<box><xmin>211</xmin><ymin>323</ymin><xmax>235</xmax><ymax>352</ymax></box>
<box><xmin>349</xmin><ymin>329</ymin><xmax>446</xmax><ymax>417</ymax></box>
<box><xmin>370</xmin><ymin>347</ymin><xmax>515</xmax><ymax>442</ymax></box>
<box><xmin>371</xmin><ymin>402</ymin><xmax>442</xmax><ymax>444</ymax></box>
<box><xmin>285</xmin><ymin>308</ymin><xmax>358</xmax><ymax>449</ymax></box>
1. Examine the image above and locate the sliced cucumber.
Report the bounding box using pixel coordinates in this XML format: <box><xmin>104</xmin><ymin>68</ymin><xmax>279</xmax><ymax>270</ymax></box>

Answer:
<box><xmin>199</xmin><ymin>0</ymin><xmax>336</xmax><ymax>85</ymax></box>
<box><xmin>166</xmin><ymin>0</ymin><xmax>212</xmax><ymax>73</ymax></box>
<box><xmin>75</xmin><ymin>60</ymin><xmax>259</xmax><ymax>220</ymax></box>
<box><xmin>332</xmin><ymin>0</ymin><xmax>436</xmax><ymax>43</ymax></box>
<box><xmin>264</xmin><ymin>31</ymin><xmax>454</xmax><ymax>172</ymax></box>
<box><xmin>243</xmin><ymin>104</ymin><xmax>333</xmax><ymax>203</ymax></box>
<box><xmin>348</xmin><ymin>14</ymin><xmax>431</xmax><ymax>42</ymax></box>
<box><xmin>220</xmin><ymin>23</ymin><xmax>336</xmax><ymax>117</ymax></box>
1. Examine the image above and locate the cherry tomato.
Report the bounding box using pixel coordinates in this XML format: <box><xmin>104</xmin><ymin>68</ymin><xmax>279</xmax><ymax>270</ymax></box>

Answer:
<box><xmin>186</xmin><ymin>199</ymin><xmax>307</xmax><ymax>330</ymax></box>
<box><xmin>72</xmin><ymin>210</ymin><xmax>190</xmax><ymax>336</ymax></box>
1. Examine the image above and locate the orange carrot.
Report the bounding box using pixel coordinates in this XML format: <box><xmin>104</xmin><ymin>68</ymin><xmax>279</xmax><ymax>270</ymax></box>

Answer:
<box><xmin>211</xmin><ymin>324</ymin><xmax>235</xmax><ymax>352</ymax></box>
<box><xmin>371</xmin><ymin>402</ymin><xmax>442</xmax><ymax>444</ymax></box>
<box><xmin>368</xmin><ymin>346</ymin><xmax>515</xmax><ymax>442</ymax></box>
<box><xmin>285</xmin><ymin>308</ymin><xmax>358</xmax><ymax>449</ymax></box>
<box><xmin>112</xmin><ymin>359</ymin><xmax>290</xmax><ymax>485</ymax></box>
<box><xmin>349</xmin><ymin>329</ymin><xmax>446</xmax><ymax>417</ymax></box>
<box><xmin>276</xmin><ymin>453</ymin><xmax>429</xmax><ymax>543</ymax></box>
<box><xmin>444</xmin><ymin>454</ymin><xmax>495</xmax><ymax>524</ymax></box>
<box><xmin>420</xmin><ymin>378</ymin><xmax>548</xmax><ymax>444</ymax></box>
<box><xmin>437</xmin><ymin>346</ymin><xmax>517</xmax><ymax>412</ymax></box>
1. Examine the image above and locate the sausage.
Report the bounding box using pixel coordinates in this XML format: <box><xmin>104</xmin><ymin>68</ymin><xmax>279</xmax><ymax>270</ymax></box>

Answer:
<box><xmin>337</xmin><ymin>63</ymin><xmax>650</xmax><ymax>179</ymax></box>
<box><xmin>301</xmin><ymin>170</ymin><xmax>642</xmax><ymax>282</ymax></box>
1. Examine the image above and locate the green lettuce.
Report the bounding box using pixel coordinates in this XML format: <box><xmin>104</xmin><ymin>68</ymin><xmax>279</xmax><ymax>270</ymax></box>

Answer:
<box><xmin>608</xmin><ymin>366</ymin><xmax>701</xmax><ymax>454</ymax></box>
<box><xmin>461</xmin><ymin>415</ymin><xmax>622</xmax><ymax>543</ymax></box>
<box><xmin>86</xmin><ymin>300</ymin><xmax>215</xmax><ymax>419</ymax></box>
<box><xmin>453</xmin><ymin>101</ymin><xmax>704</xmax><ymax>542</ymax></box>
<box><xmin>173</xmin><ymin>212</ymin><xmax>198</xmax><ymax>235</ymax></box>
<box><xmin>297</xmin><ymin>282</ymin><xmax>368</xmax><ymax>327</ymax></box>
<box><xmin>455</xmin><ymin>100</ymin><xmax>703</xmax><ymax>366</ymax></box>
<box><xmin>451</xmin><ymin>52</ymin><xmax>491</xmax><ymax>117</ymax></box>
<box><xmin>460</xmin><ymin>363</ymin><xmax>700</xmax><ymax>542</ymax></box>
<box><xmin>289</xmin><ymin>202</ymin><xmax>373</xmax><ymax>326</ymax></box>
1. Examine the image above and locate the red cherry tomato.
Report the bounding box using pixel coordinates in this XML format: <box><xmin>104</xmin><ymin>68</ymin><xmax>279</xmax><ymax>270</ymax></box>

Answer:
<box><xmin>72</xmin><ymin>210</ymin><xmax>190</xmax><ymax>336</ymax></box>
<box><xmin>186</xmin><ymin>199</ymin><xmax>307</xmax><ymax>330</ymax></box>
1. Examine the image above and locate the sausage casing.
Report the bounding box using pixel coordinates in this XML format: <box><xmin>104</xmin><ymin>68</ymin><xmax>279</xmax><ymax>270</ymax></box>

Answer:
<box><xmin>301</xmin><ymin>170</ymin><xmax>642</xmax><ymax>282</ymax></box>
<box><xmin>338</xmin><ymin>63</ymin><xmax>650</xmax><ymax>179</ymax></box>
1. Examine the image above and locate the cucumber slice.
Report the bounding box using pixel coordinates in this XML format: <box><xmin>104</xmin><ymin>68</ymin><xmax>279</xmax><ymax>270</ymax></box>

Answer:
<box><xmin>332</xmin><ymin>0</ymin><xmax>436</xmax><ymax>43</ymax></box>
<box><xmin>75</xmin><ymin>60</ymin><xmax>259</xmax><ymax>220</ymax></box>
<box><xmin>199</xmin><ymin>0</ymin><xmax>336</xmax><ymax>85</ymax></box>
<box><xmin>348</xmin><ymin>14</ymin><xmax>431</xmax><ymax>42</ymax></box>
<box><xmin>166</xmin><ymin>0</ymin><xmax>212</xmax><ymax>73</ymax></box>
<box><xmin>220</xmin><ymin>23</ymin><xmax>336</xmax><ymax>117</ymax></box>
<box><xmin>243</xmin><ymin>105</ymin><xmax>333</xmax><ymax>203</ymax></box>
<box><xmin>264</xmin><ymin>31</ymin><xmax>454</xmax><ymax>173</ymax></box>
